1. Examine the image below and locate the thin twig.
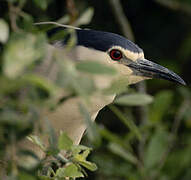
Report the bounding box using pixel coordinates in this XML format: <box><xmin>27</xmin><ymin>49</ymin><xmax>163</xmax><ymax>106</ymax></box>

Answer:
<box><xmin>34</xmin><ymin>22</ymin><xmax>81</xmax><ymax>30</ymax></box>
<box><xmin>136</xmin><ymin>82</ymin><xmax>148</xmax><ymax>162</ymax></box>
<box><xmin>109</xmin><ymin>105</ymin><xmax>142</xmax><ymax>141</ymax></box>
<box><xmin>8</xmin><ymin>2</ymin><xmax>28</xmax><ymax>32</ymax></box>
<box><xmin>152</xmin><ymin>99</ymin><xmax>189</xmax><ymax>179</ymax></box>
<box><xmin>108</xmin><ymin>0</ymin><xmax>134</xmax><ymax>42</ymax></box>
<box><xmin>66</xmin><ymin>0</ymin><xmax>78</xmax><ymax>23</ymax></box>
<box><xmin>160</xmin><ymin>99</ymin><xmax>188</xmax><ymax>166</ymax></box>
<box><xmin>8</xmin><ymin>2</ymin><xmax>19</xmax><ymax>31</ymax></box>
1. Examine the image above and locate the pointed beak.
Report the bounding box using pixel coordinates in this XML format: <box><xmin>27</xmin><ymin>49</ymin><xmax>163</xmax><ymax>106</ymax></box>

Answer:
<box><xmin>128</xmin><ymin>59</ymin><xmax>186</xmax><ymax>85</ymax></box>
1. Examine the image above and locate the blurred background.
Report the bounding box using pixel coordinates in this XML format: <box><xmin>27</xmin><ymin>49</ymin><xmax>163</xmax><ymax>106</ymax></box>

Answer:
<box><xmin>0</xmin><ymin>0</ymin><xmax>191</xmax><ymax>180</ymax></box>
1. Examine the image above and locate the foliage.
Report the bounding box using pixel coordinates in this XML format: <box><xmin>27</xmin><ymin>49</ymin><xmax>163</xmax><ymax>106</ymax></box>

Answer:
<box><xmin>0</xmin><ymin>0</ymin><xmax>191</xmax><ymax>180</ymax></box>
<box><xmin>28</xmin><ymin>132</ymin><xmax>97</xmax><ymax>179</ymax></box>
<box><xmin>0</xmin><ymin>0</ymin><xmax>99</xmax><ymax>179</ymax></box>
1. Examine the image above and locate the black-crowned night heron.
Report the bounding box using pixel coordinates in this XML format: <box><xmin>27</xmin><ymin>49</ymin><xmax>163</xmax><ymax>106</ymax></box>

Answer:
<box><xmin>24</xmin><ymin>23</ymin><xmax>185</xmax><ymax>156</ymax></box>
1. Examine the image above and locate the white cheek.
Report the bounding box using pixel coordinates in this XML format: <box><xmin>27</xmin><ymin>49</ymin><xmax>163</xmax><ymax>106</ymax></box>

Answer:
<box><xmin>117</xmin><ymin>63</ymin><xmax>133</xmax><ymax>75</ymax></box>
<box><xmin>128</xmin><ymin>75</ymin><xmax>151</xmax><ymax>84</ymax></box>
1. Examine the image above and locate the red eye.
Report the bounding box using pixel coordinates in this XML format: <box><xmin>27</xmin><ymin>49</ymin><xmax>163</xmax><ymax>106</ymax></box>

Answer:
<box><xmin>109</xmin><ymin>49</ymin><xmax>122</xmax><ymax>61</ymax></box>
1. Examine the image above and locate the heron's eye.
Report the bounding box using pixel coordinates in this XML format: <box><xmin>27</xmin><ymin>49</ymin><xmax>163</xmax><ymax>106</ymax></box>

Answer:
<box><xmin>109</xmin><ymin>49</ymin><xmax>122</xmax><ymax>61</ymax></box>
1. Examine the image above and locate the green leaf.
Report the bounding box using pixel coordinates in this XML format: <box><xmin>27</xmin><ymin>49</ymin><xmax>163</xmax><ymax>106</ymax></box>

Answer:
<box><xmin>46</xmin><ymin>123</ymin><xmax>59</xmax><ymax>155</ymax></box>
<box><xmin>75</xmin><ymin>7</ymin><xmax>94</xmax><ymax>26</ymax></box>
<box><xmin>92</xmin><ymin>153</ymin><xmax>134</xmax><ymax>178</ymax></box>
<box><xmin>99</xmin><ymin>127</ymin><xmax>131</xmax><ymax>150</ymax></box>
<box><xmin>78</xmin><ymin>160</ymin><xmax>98</xmax><ymax>171</ymax></box>
<box><xmin>114</xmin><ymin>93</ymin><xmax>153</xmax><ymax>106</ymax></box>
<box><xmin>22</xmin><ymin>74</ymin><xmax>60</xmax><ymax>97</ymax></box>
<box><xmin>3</xmin><ymin>33</ymin><xmax>46</xmax><ymax>78</ymax></box>
<box><xmin>78</xmin><ymin>103</ymin><xmax>101</xmax><ymax>145</ymax></box>
<box><xmin>108</xmin><ymin>143</ymin><xmax>138</xmax><ymax>165</ymax></box>
<box><xmin>48</xmin><ymin>29</ymin><xmax>67</xmax><ymax>42</ymax></box>
<box><xmin>72</xmin><ymin>75</ymin><xmax>96</xmax><ymax>96</ymax></box>
<box><xmin>72</xmin><ymin>145</ymin><xmax>97</xmax><ymax>171</ymax></box>
<box><xmin>33</xmin><ymin>0</ymin><xmax>48</xmax><ymax>10</ymax></box>
<box><xmin>27</xmin><ymin>135</ymin><xmax>45</xmax><ymax>151</ymax></box>
<box><xmin>165</xmin><ymin>138</ymin><xmax>191</xmax><ymax>178</ymax></box>
<box><xmin>58</xmin><ymin>131</ymin><xmax>73</xmax><ymax>151</ymax></box>
<box><xmin>56</xmin><ymin>163</ymin><xmax>84</xmax><ymax>178</ymax></box>
<box><xmin>103</xmin><ymin>76</ymin><xmax>129</xmax><ymax>95</ymax></box>
<box><xmin>76</xmin><ymin>61</ymin><xmax>117</xmax><ymax>75</ymax></box>
<box><xmin>57</xmin><ymin>60</ymin><xmax>96</xmax><ymax>98</ymax></box>
<box><xmin>178</xmin><ymin>86</ymin><xmax>190</xmax><ymax>99</ymax></box>
<box><xmin>0</xmin><ymin>19</ymin><xmax>9</xmax><ymax>43</ymax></box>
<box><xmin>74</xmin><ymin>149</ymin><xmax>91</xmax><ymax>163</ymax></box>
<box><xmin>72</xmin><ymin>145</ymin><xmax>92</xmax><ymax>156</ymax></box>
<box><xmin>0</xmin><ymin>76</ymin><xmax>25</xmax><ymax>94</ymax></box>
<box><xmin>18</xmin><ymin>172</ymin><xmax>37</xmax><ymax>180</ymax></box>
<box><xmin>65</xmin><ymin>29</ymin><xmax>77</xmax><ymax>50</ymax></box>
<box><xmin>144</xmin><ymin>130</ymin><xmax>169</xmax><ymax>169</ymax></box>
<box><xmin>109</xmin><ymin>105</ymin><xmax>142</xmax><ymax>140</ymax></box>
<box><xmin>149</xmin><ymin>90</ymin><xmax>173</xmax><ymax>122</ymax></box>
<box><xmin>21</xmin><ymin>13</ymin><xmax>34</xmax><ymax>30</ymax></box>
<box><xmin>38</xmin><ymin>176</ymin><xmax>53</xmax><ymax>180</ymax></box>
